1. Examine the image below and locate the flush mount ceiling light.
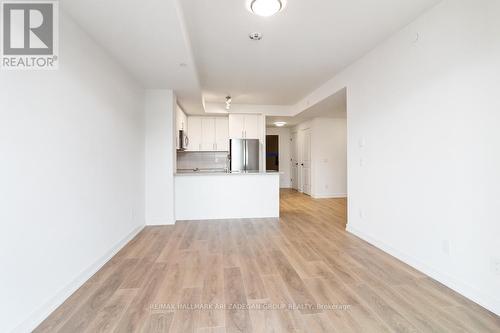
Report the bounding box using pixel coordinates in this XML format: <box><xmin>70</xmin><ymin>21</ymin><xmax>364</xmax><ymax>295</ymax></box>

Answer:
<box><xmin>248</xmin><ymin>0</ymin><xmax>285</xmax><ymax>17</ymax></box>
<box><xmin>274</xmin><ymin>121</ymin><xmax>287</xmax><ymax>127</ymax></box>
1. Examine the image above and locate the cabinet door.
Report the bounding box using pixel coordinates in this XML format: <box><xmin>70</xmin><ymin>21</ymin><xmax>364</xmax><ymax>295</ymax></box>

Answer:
<box><xmin>243</xmin><ymin>114</ymin><xmax>261</xmax><ymax>139</ymax></box>
<box><xmin>180</xmin><ymin>110</ymin><xmax>187</xmax><ymax>131</ymax></box>
<box><xmin>215</xmin><ymin>117</ymin><xmax>229</xmax><ymax>151</ymax></box>
<box><xmin>187</xmin><ymin>117</ymin><xmax>202</xmax><ymax>151</ymax></box>
<box><xmin>201</xmin><ymin>118</ymin><xmax>216</xmax><ymax>151</ymax></box>
<box><xmin>175</xmin><ymin>106</ymin><xmax>182</xmax><ymax>148</ymax></box>
<box><xmin>228</xmin><ymin>114</ymin><xmax>245</xmax><ymax>139</ymax></box>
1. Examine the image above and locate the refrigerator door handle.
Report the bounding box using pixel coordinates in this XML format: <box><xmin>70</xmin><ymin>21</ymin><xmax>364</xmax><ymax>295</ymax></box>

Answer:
<box><xmin>244</xmin><ymin>140</ymin><xmax>247</xmax><ymax>171</ymax></box>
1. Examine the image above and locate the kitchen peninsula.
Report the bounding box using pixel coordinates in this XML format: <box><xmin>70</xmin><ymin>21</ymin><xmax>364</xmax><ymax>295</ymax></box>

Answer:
<box><xmin>175</xmin><ymin>171</ymin><xmax>280</xmax><ymax>220</ymax></box>
<box><xmin>174</xmin><ymin>109</ymin><xmax>280</xmax><ymax>220</ymax></box>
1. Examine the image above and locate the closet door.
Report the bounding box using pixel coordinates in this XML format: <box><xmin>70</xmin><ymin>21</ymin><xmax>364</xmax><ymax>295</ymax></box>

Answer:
<box><xmin>300</xmin><ymin>128</ymin><xmax>312</xmax><ymax>195</ymax></box>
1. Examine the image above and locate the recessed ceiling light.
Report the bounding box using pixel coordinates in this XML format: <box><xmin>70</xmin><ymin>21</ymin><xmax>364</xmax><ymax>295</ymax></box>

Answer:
<box><xmin>274</xmin><ymin>121</ymin><xmax>287</xmax><ymax>127</ymax></box>
<box><xmin>249</xmin><ymin>32</ymin><xmax>263</xmax><ymax>41</ymax></box>
<box><xmin>249</xmin><ymin>0</ymin><xmax>284</xmax><ymax>17</ymax></box>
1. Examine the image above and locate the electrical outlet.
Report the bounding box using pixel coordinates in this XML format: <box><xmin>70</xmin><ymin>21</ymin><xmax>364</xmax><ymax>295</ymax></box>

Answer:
<box><xmin>442</xmin><ymin>240</ymin><xmax>451</xmax><ymax>256</ymax></box>
<box><xmin>358</xmin><ymin>137</ymin><xmax>366</xmax><ymax>148</ymax></box>
<box><xmin>491</xmin><ymin>258</ymin><xmax>500</xmax><ymax>276</ymax></box>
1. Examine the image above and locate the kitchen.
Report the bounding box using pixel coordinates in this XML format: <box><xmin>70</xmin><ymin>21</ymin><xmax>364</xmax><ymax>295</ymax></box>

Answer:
<box><xmin>174</xmin><ymin>105</ymin><xmax>280</xmax><ymax>220</ymax></box>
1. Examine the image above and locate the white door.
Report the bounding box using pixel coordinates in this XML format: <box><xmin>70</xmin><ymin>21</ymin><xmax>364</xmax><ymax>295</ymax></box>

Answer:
<box><xmin>215</xmin><ymin>117</ymin><xmax>229</xmax><ymax>151</ymax></box>
<box><xmin>228</xmin><ymin>114</ymin><xmax>245</xmax><ymax>139</ymax></box>
<box><xmin>243</xmin><ymin>115</ymin><xmax>261</xmax><ymax>139</ymax></box>
<box><xmin>187</xmin><ymin>117</ymin><xmax>202</xmax><ymax>151</ymax></box>
<box><xmin>291</xmin><ymin>132</ymin><xmax>299</xmax><ymax>190</ymax></box>
<box><xmin>201</xmin><ymin>118</ymin><xmax>216</xmax><ymax>151</ymax></box>
<box><xmin>301</xmin><ymin>129</ymin><xmax>312</xmax><ymax>195</ymax></box>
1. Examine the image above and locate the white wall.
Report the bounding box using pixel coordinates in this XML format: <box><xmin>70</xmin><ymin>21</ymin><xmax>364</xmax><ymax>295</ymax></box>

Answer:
<box><xmin>311</xmin><ymin>118</ymin><xmax>347</xmax><ymax>198</ymax></box>
<box><xmin>291</xmin><ymin>119</ymin><xmax>347</xmax><ymax>198</ymax></box>
<box><xmin>145</xmin><ymin>90</ymin><xmax>176</xmax><ymax>225</ymax></box>
<box><xmin>300</xmin><ymin>0</ymin><xmax>500</xmax><ymax>314</ymax></box>
<box><xmin>0</xmin><ymin>12</ymin><xmax>145</xmax><ymax>333</ymax></box>
<box><xmin>266</xmin><ymin>127</ymin><xmax>292</xmax><ymax>188</ymax></box>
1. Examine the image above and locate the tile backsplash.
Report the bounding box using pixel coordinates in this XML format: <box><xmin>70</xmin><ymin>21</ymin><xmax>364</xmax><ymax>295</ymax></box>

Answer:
<box><xmin>177</xmin><ymin>151</ymin><xmax>229</xmax><ymax>170</ymax></box>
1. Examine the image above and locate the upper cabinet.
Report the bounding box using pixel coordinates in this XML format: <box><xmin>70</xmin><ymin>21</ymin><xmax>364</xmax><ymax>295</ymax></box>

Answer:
<box><xmin>228</xmin><ymin>114</ymin><xmax>246</xmax><ymax>139</ymax></box>
<box><xmin>187</xmin><ymin>117</ymin><xmax>202</xmax><ymax>151</ymax></box>
<box><xmin>176</xmin><ymin>105</ymin><xmax>187</xmax><ymax>132</ymax></box>
<box><xmin>176</xmin><ymin>105</ymin><xmax>187</xmax><ymax>149</ymax></box>
<box><xmin>187</xmin><ymin>116</ymin><xmax>229</xmax><ymax>152</ymax></box>
<box><xmin>215</xmin><ymin>117</ymin><xmax>229</xmax><ymax>151</ymax></box>
<box><xmin>228</xmin><ymin>114</ymin><xmax>262</xmax><ymax>139</ymax></box>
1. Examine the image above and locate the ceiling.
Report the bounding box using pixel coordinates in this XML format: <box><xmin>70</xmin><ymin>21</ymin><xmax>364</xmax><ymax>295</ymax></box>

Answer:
<box><xmin>61</xmin><ymin>0</ymin><xmax>204</xmax><ymax>113</ymax></box>
<box><xmin>267</xmin><ymin>88</ymin><xmax>346</xmax><ymax>127</ymax></box>
<box><xmin>180</xmin><ymin>0</ymin><xmax>440</xmax><ymax>106</ymax></box>
<box><xmin>62</xmin><ymin>0</ymin><xmax>440</xmax><ymax>114</ymax></box>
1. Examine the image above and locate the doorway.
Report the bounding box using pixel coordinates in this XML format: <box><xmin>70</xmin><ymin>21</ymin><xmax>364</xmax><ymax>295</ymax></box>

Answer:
<box><xmin>266</xmin><ymin>135</ymin><xmax>279</xmax><ymax>171</ymax></box>
<box><xmin>300</xmin><ymin>128</ymin><xmax>312</xmax><ymax>195</ymax></box>
<box><xmin>291</xmin><ymin>129</ymin><xmax>311</xmax><ymax>195</ymax></box>
<box><xmin>291</xmin><ymin>132</ymin><xmax>299</xmax><ymax>190</ymax></box>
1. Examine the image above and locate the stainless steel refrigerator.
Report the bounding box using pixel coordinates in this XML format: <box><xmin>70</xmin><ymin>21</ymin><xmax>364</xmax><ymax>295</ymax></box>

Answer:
<box><xmin>229</xmin><ymin>139</ymin><xmax>260</xmax><ymax>172</ymax></box>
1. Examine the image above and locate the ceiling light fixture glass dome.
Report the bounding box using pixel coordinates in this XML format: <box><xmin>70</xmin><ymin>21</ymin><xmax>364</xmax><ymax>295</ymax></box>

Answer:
<box><xmin>249</xmin><ymin>0</ymin><xmax>284</xmax><ymax>17</ymax></box>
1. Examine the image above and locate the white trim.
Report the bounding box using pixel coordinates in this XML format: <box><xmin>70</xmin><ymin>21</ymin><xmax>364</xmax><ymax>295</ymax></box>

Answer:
<box><xmin>14</xmin><ymin>225</ymin><xmax>145</xmax><ymax>333</ymax></box>
<box><xmin>312</xmin><ymin>193</ymin><xmax>347</xmax><ymax>199</ymax></box>
<box><xmin>346</xmin><ymin>225</ymin><xmax>500</xmax><ymax>316</ymax></box>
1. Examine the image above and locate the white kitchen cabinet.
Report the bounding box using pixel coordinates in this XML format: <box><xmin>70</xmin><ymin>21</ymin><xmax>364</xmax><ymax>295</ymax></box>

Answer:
<box><xmin>176</xmin><ymin>105</ymin><xmax>188</xmax><ymax>149</ymax></box>
<box><xmin>228</xmin><ymin>114</ymin><xmax>262</xmax><ymax>139</ymax></box>
<box><xmin>243</xmin><ymin>114</ymin><xmax>261</xmax><ymax>139</ymax></box>
<box><xmin>176</xmin><ymin>105</ymin><xmax>187</xmax><ymax>131</ymax></box>
<box><xmin>187</xmin><ymin>116</ymin><xmax>229</xmax><ymax>151</ymax></box>
<box><xmin>187</xmin><ymin>117</ymin><xmax>202</xmax><ymax>151</ymax></box>
<box><xmin>228</xmin><ymin>114</ymin><xmax>246</xmax><ymax>139</ymax></box>
<box><xmin>201</xmin><ymin>118</ymin><xmax>216</xmax><ymax>151</ymax></box>
<box><xmin>215</xmin><ymin>117</ymin><xmax>229</xmax><ymax>151</ymax></box>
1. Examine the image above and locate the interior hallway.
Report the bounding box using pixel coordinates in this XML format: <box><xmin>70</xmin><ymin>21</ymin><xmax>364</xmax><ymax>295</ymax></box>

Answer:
<box><xmin>35</xmin><ymin>190</ymin><xmax>500</xmax><ymax>332</ymax></box>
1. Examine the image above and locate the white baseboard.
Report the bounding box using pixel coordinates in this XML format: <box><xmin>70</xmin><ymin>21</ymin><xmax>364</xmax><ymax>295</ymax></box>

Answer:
<box><xmin>146</xmin><ymin>218</ymin><xmax>175</xmax><ymax>226</ymax></box>
<box><xmin>346</xmin><ymin>225</ymin><xmax>500</xmax><ymax>316</ymax></box>
<box><xmin>312</xmin><ymin>193</ymin><xmax>347</xmax><ymax>199</ymax></box>
<box><xmin>13</xmin><ymin>224</ymin><xmax>145</xmax><ymax>333</ymax></box>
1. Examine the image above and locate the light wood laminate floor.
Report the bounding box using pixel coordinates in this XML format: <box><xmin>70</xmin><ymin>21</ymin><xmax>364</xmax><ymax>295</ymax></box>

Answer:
<box><xmin>35</xmin><ymin>189</ymin><xmax>499</xmax><ymax>332</ymax></box>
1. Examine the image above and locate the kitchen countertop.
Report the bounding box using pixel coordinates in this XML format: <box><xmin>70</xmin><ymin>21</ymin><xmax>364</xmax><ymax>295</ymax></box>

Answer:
<box><xmin>175</xmin><ymin>170</ymin><xmax>280</xmax><ymax>176</ymax></box>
